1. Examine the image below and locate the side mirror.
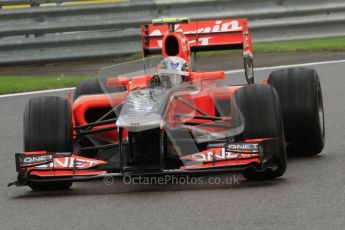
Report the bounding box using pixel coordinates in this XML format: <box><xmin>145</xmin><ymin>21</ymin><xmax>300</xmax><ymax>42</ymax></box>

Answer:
<box><xmin>244</xmin><ymin>55</ymin><xmax>254</xmax><ymax>84</ymax></box>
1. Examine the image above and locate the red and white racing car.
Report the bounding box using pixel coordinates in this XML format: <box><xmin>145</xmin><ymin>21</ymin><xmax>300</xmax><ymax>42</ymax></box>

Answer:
<box><xmin>9</xmin><ymin>18</ymin><xmax>325</xmax><ymax>191</ymax></box>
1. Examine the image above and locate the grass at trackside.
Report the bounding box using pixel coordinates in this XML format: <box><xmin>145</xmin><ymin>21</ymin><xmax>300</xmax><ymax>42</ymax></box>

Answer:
<box><xmin>195</xmin><ymin>36</ymin><xmax>345</xmax><ymax>58</ymax></box>
<box><xmin>255</xmin><ymin>36</ymin><xmax>345</xmax><ymax>52</ymax></box>
<box><xmin>0</xmin><ymin>76</ymin><xmax>89</xmax><ymax>94</ymax></box>
<box><xmin>0</xmin><ymin>36</ymin><xmax>344</xmax><ymax>95</ymax></box>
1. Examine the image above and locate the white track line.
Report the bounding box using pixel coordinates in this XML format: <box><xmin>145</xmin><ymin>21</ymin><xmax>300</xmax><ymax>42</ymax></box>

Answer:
<box><xmin>1</xmin><ymin>59</ymin><xmax>345</xmax><ymax>99</ymax></box>
<box><xmin>225</xmin><ymin>59</ymin><xmax>345</xmax><ymax>74</ymax></box>
<box><xmin>0</xmin><ymin>87</ymin><xmax>75</xmax><ymax>98</ymax></box>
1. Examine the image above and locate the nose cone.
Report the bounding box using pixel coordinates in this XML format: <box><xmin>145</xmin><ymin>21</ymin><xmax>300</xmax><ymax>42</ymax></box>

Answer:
<box><xmin>116</xmin><ymin>88</ymin><xmax>169</xmax><ymax>132</ymax></box>
<box><xmin>116</xmin><ymin>113</ymin><xmax>162</xmax><ymax>132</ymax></box>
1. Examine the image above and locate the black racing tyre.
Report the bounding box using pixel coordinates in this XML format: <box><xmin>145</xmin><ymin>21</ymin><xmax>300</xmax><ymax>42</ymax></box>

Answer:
<box><xmin>268</xmin><ymin>68</ymin><xmax>325</xmax><ymax>156</ymax></box>
<box><xmin>24</xmin><ymin>96</ymin><xmax>73</xmax><ymax>191</ymax></box>
<box><xmin>74</xmin><ymin>78</ymin><xmax>126</xmax><ymax>101</ymax></box>
<box><xmin>28</xmin><ymin>180</ymin><xmax>72</xmax><ymax>192</ymax></box>
<box><xmin>73</xmin><ymin>79</ymin><xmax>103</xmax><ymax>101</ymax></box>
<box><xmin>235</xmin><ymin>85</ymin><xmax>287</xmax><ymax>180</ymax></box>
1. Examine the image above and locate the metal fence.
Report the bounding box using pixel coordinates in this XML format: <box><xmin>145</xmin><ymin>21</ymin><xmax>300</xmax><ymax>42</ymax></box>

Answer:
<box><xmin>0</xmin><ymin>0</ymin><xmax>344</xmax><ymax>65</ymax></box>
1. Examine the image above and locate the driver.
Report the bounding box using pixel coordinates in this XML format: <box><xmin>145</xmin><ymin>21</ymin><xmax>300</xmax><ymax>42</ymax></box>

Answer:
<box><xmin>151</xmin><ymin>57</ymin><xmax>190</xmax><ymax>88</ymax></box>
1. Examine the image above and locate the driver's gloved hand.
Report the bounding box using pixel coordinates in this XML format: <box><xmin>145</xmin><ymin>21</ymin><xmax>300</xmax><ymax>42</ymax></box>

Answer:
<box><xmin>149</xmin><ymin>75</ymin><xmax>162</xmax><ymax>88</ymax></box>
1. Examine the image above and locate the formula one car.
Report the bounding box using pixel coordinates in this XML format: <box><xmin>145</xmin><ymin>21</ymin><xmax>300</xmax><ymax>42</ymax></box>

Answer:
<box><xmin>9</xmin><ymin>18</ymin><xmax>325</xmax><ymax>191</ymax></box>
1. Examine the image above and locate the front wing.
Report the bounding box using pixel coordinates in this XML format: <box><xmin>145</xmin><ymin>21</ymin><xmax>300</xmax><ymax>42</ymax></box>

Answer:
<box><xmin>9</xmin><ymin>138</ymin><xmax>280</xmax><ymax>187</ymax></box>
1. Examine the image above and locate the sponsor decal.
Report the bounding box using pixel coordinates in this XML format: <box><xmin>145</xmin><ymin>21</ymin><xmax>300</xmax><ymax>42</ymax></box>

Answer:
<box><xmin>21</xmin><ymin>155</ymin><xmax>53</xmax><ymax>165</ymax></box>
<box><xmin>149</xmin><ymin>20</ymin><xmax>242</xmax><ymax>36</ymax></box>
<box><xmin>150</xmin><ymin>20</ymin><xmax>242</xmax><ymax>47</ymax></box>
<box><xmin>31</xmin><ymin>156</ymin><xmax>106</xmax><ymax>169</ymax></box>
<box><xmin>187</xmin><ymin>37</ymin><xmax>212</xmax><ymax>46</ymax></box>
<box><xmin>191</xmin><ymin>148</ymin><xmax>238</xmax><ymax>162</ymax></box>
<box><xmin>156</xmin><ymin>37</ymin><xmax>212</xmax><ymax>48</ymax></box>
<box><xmin>170</xmin><ymin>61</ymin><xmax>180</xmax><ymax>69</ymax></box>
<box><xmin>226</xmin><ymin>143</ymin><xmax>259</xmax><ymax>152</ymax></box>
<box><xmin>182</xmin><ymin>144</ymin><xmax>260</xmax><ymax>163</ymax></box>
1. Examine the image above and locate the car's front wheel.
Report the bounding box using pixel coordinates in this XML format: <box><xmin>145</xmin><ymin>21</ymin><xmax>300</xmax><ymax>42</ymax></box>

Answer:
<box><xmin>24</xmin><ymin>96</ymin><xmax>73</xmax><ymax>191</ymax></box>
<box><xmin>235</xmin><ymin>85</ymin><xmax>287</xmax><ymax>180</ymax></box>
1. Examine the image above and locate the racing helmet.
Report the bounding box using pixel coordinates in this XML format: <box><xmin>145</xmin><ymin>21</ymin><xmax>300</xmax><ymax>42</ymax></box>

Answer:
<box><xmin>154</xmin><ymin>57</ymin><xmax>190</xmax><ymax>88</ymax></box>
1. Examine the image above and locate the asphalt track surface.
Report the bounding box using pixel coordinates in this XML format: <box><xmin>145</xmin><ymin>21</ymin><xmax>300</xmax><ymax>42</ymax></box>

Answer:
<box><xmin>1</xmin><ymin>58</ymin><xmax>345</xmax><ymax>230</ymax></box>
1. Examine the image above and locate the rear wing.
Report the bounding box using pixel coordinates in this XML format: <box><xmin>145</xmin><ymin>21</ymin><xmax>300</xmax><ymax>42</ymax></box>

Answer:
<box><xmin>141</xmin><ymin>18</ymin><xmax>253</xmax><ymax>57</ymax></box>
<box><xmin>141</xmin><ymin>18</ymin><xmax>254</xmax><ymax>84</ymax></box>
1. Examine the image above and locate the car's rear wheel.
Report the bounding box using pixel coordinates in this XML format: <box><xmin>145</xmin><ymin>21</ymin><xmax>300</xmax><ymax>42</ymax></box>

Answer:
<box><xmin>24</xmin><ymin>96</ymin><xmax>73</xmax><ymax>191</ymax></box>
<box><xmin>268</xmin><ymin>68</ymin><xmax>325</xmax><ymax>156</ymax></box>
<box><xmin>235</xmin><ymin>85</ymin><xmax>287</xmax><ymax>180</ymax></box>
